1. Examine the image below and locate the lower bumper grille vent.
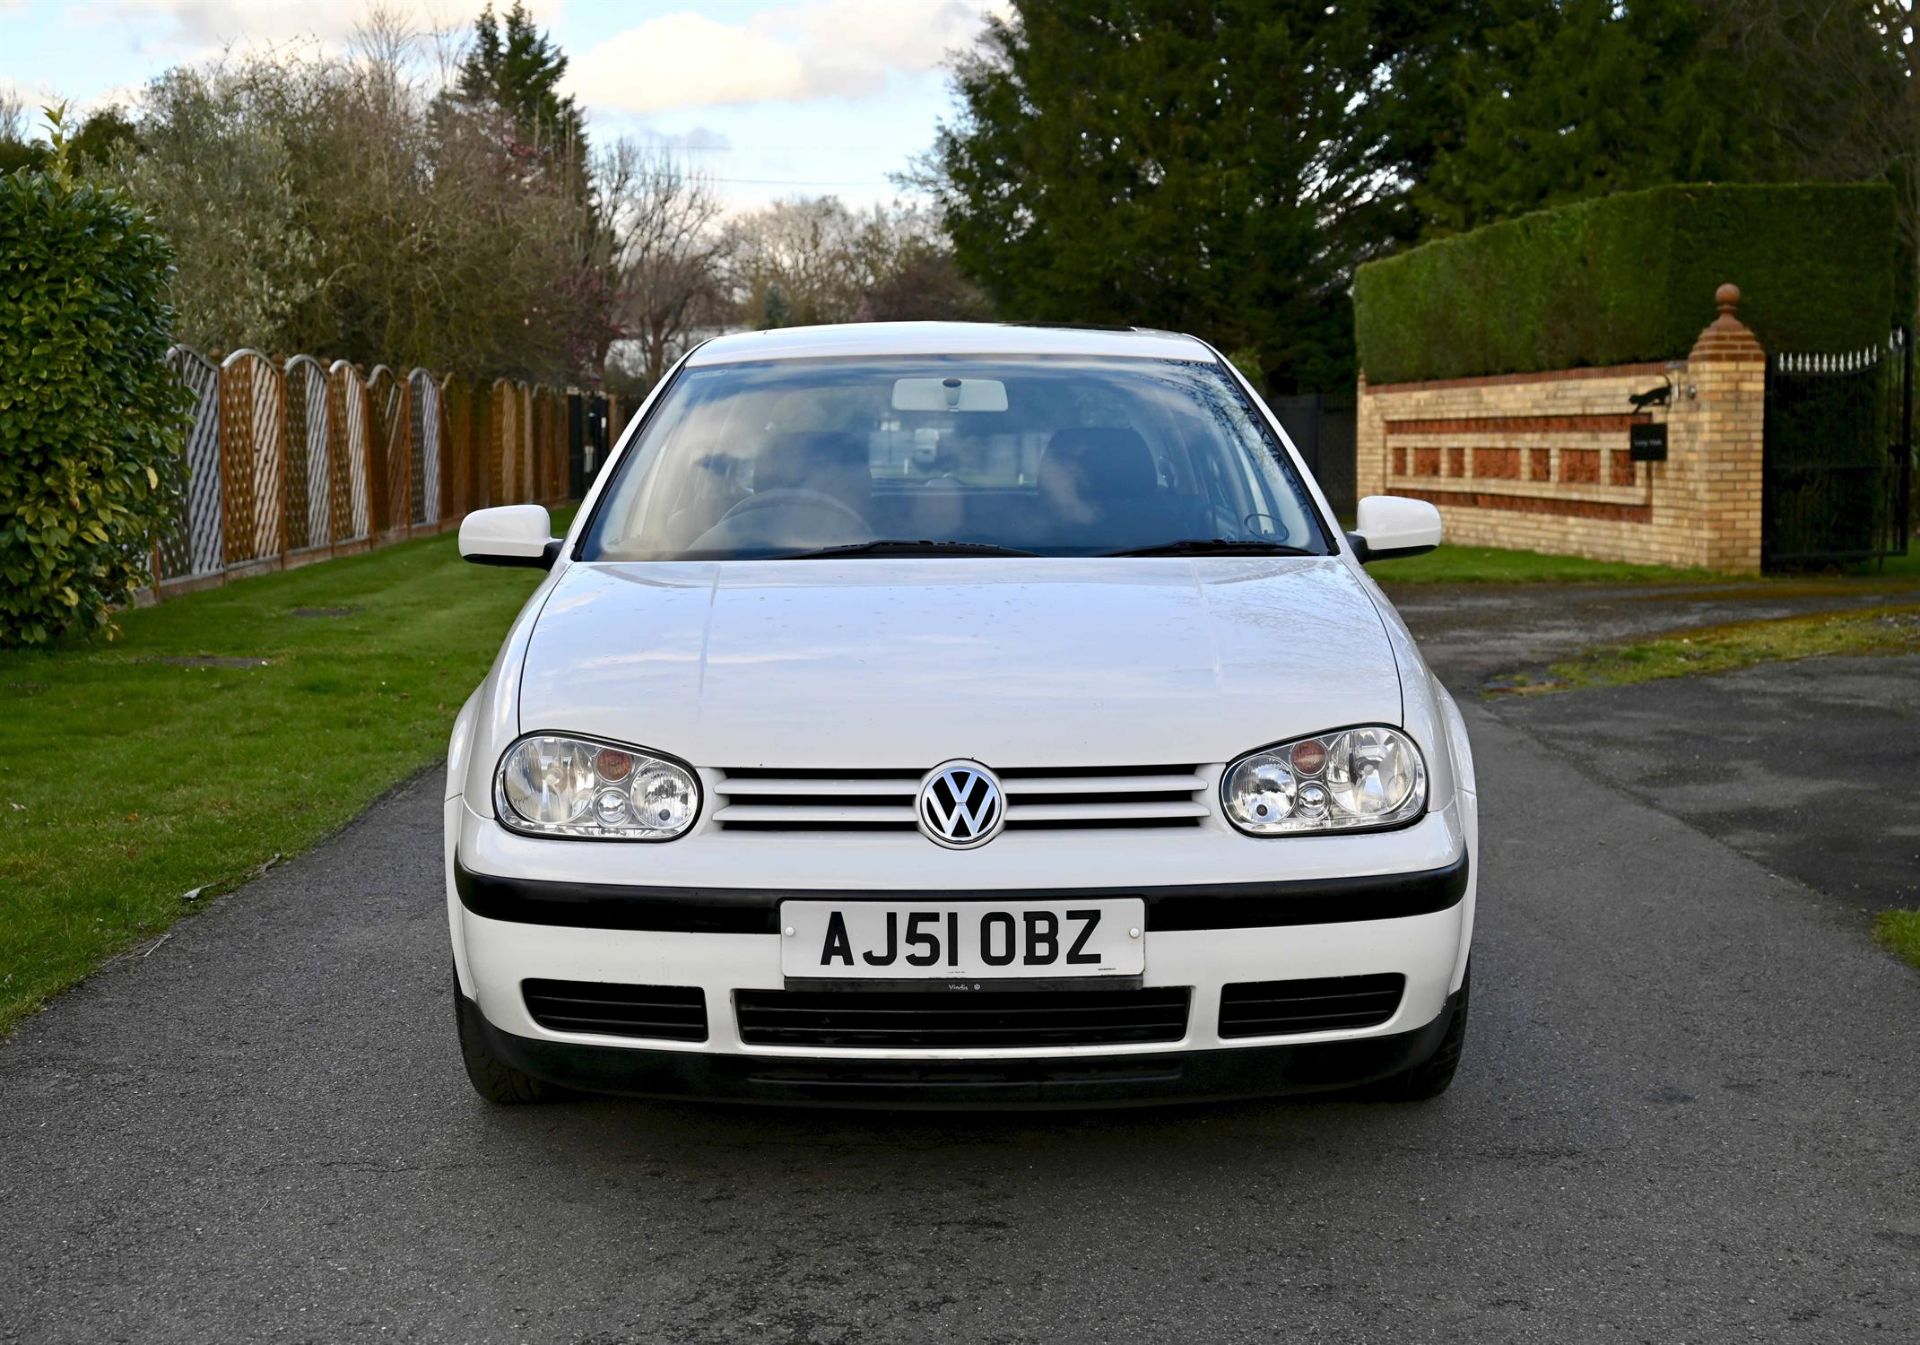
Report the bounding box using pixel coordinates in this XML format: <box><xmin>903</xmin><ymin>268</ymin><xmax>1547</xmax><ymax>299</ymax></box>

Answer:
<box><xmin>1217</xmin><ymin>974</ymin><xmax>1404</xmax><ymax>1038</ymax></box>
<box><xmin>523</xmin><ymin>979</ymin><xmax>708</xmax><ymax>1042</ymax></box>
<box><xmin>735</xmin><ymin>986</ymin><xmax>1191</xmax><ymax>1049</ymax></box>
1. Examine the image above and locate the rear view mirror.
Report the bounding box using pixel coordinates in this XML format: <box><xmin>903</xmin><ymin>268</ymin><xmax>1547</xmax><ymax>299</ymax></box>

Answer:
<box><xmin>892</xmin><ymin>377</ymin><xmax>1008</xmax><ymax>413</ymax></box>
<box><xmin>459</xmin><ymin>504</ymin><xmax>560</xmax><ymax>569</ymax></box>
<box><xmin>1348</xmin><ymin>496</ymin><xmax>1442</xmax><ymax>563</ymax></box>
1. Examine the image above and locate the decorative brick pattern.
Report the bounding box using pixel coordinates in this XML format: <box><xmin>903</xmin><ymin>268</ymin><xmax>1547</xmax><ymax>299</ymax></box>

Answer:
<box><xmin>1560</xmin><ymin>449</ymin><xmax>1600</xmax><ymax>484</ymax></box>
<box><xmin>1476</xmin><ymin>447</ymin><xmax>1520</xmax><ymax>479</ymax></box>
<box><xmin>1355</xmin><ymin>285</ymin><xmax>1766</xmax><ymax>573</ymax></box>
<box><xmin>1397</xmin><ymin>487</ymin><xmax>1654</xmax><ymax>524</ymax></box>
<box><xmin>1385</xmin><ymin>414</ymin><xmax>1643</xmax><ymax>435</ymax></box>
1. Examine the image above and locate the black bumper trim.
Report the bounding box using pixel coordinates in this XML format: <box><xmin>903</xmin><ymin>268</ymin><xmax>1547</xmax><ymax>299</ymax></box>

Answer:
<box><xmin>453</xmin><ymin>853</ymin><xmax>1468</xmax><ymax>935</ymax></box>
<box><xmin>467</xmin><ymin>987</ymin><xmax>1463</xmax><ymax>1108</ymax></box>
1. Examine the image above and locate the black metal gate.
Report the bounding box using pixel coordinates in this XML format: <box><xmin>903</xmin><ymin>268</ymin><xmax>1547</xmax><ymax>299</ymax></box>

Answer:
<box><xmin>1270</xmin><ymin>392</ymin><xmax>1358</xmax><ymax>521</ymax></box>
<box><xmin>1763</xmin><ymin>327</ymin><xmax>1912</xmax><ymax>569</ymax></box>
<box><xmin>563</xmin><ymin>391</ymin><xmax>613</xmax><ymax>499</ymax></box>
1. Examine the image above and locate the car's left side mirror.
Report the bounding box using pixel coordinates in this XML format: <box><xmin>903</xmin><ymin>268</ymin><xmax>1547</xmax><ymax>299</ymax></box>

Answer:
<box><xmin>459</xmin><ymin>504</ymin><xmax>561</xmax><ymax>570</ymax></box>
<box><xmin>1347</xmin><ymin>495</ymin><xmax>1442</xmax><ymax>563</ymax></box>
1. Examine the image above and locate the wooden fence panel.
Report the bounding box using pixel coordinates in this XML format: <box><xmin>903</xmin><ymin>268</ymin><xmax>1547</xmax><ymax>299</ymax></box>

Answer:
<box><xmin>365</xmin><ymin>366</ymin><xmax>411</xmax><ymax>534</ymax></box>
<box><xmin>155</xmin><ymin>346</ymin><xmax>578</xmax><ymax>599</ymax></box>
<box><xmin>327</xmin><ymin>361</ymin><xmax>372</xmax><ymax>543</ymax></box>
<box><xmin>408</xmin><ymin>368</ymin><xmax>441</xmax><ymax>527</ymax></box>
<box><xmin>284</xmin><ymin>355</ymin><xmax>332</xmax><ymax>550</ymax></box>
<box><xmin>217</xmin><ymin>350</ymin><xmax>286</xmax><ymax>567</ymax></box>
<box><xmin>160</xmin><ymin>347</ymin><xmax>223</xmax><ymax>581</ymax></box>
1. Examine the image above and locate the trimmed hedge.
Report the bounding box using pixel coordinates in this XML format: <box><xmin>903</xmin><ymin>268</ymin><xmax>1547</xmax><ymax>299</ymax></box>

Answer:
<box><xmin>1353</xmin><ymin>183</ymin><xmax>1896</xmax><ymax>385</ymax></box>
<box><xmin>0</xmin><ymin>152</ymin><xmax>190</xmax><ymax>646</ymax></box>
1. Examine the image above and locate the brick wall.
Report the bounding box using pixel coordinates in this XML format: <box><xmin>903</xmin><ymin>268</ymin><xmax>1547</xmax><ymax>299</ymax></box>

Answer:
<box><xmin>1355</xmin><ymin>286</ymin><xmax>1766</xmax><ymax>573</ymax></box>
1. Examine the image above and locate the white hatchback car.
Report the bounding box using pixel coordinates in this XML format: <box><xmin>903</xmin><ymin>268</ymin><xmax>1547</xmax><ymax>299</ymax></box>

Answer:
<box><xmin>447</xmin><ymin>322</ymin><xmax>1476</xmax><ymax>1106</ymax></box>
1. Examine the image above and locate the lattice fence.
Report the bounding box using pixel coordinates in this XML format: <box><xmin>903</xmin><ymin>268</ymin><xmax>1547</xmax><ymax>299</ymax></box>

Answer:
<box><xmin>155</xmin><ymin>345</ymin><xmax>612</xmax><ymax>597</ymax></box>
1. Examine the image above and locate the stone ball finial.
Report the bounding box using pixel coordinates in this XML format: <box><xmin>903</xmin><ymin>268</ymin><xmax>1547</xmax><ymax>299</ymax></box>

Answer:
<box><xmin>1694</xmin><ymin>279</ymin><xmax>1762</xmax><ymax>356</ymax></box>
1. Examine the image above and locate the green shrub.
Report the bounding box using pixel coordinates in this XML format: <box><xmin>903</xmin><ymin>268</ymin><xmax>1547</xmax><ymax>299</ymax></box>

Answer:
<box><xmin>1353</xmin><ymin>183</ymin><xmax>1896</xmax><ymax>385</ymax></box>
<box><xmin>0</xmin><ymin>131</ymin><xmax>190</xmax><ymax>646</ymax></box>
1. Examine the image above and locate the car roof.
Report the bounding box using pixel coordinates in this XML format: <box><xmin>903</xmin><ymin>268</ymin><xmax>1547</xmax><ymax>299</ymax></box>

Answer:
<box><xmin>685</xmin><ymin>321</ymin><xmax>1216</xmax><ymax>367</ymax></box>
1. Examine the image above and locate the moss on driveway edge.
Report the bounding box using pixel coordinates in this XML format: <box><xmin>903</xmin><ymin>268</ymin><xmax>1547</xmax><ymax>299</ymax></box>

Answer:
<box><xmin>1483</xmin><ymin>604</ymin><xmax>1920</xmax><ymax>696</ymax></box>
<box><xmin>1876</xmin><ymin>911</ymin><xmax>1920</xmax><ymax>971</ymax></box>
<box><xmin>0</xmin><ymin>529</ymin><xmax>552</xmax><ymax>1035</ymax></box>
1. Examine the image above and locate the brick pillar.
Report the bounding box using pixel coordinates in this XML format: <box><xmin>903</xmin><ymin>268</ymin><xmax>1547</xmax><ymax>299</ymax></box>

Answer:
<box><xmin>1354</xmin><ymin>370</ymin><xmax>1386</xmax><ymax>501</ymax></box>
<box><xmin>1682</xmin><ymin>283</ymin><xmax>1767</xmax><ymax>573</ymax></box>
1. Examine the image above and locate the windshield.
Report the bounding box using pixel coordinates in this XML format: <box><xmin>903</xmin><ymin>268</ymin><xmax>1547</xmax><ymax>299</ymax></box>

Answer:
<box><xmin>580</xmin><ymin>355</ymin><xmax>1331</xmax><ymax>561</ymax></box>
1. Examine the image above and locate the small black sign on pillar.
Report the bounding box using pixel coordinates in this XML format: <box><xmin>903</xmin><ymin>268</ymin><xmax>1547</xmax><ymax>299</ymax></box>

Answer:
<box><xmin>1629</xmin><ymin>422</ymin><xmax>1668</xmax><ymax>462</ymax></box>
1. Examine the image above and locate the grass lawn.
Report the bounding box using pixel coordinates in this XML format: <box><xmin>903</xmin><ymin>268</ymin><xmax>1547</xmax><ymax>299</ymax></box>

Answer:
<box><xmin>1374</xmin><ymin>544</ymin><xmax>1720</xmax><ymax>585</ymax></box>
<box><xmin>1859</xmin><ymin>547</ymin><xmax>1920</xmax><ymax>582</ymax></box>
<box><xmin>0</xmin><ymin>527</ymin><xmax>555</xmax><ymax>1034</ymax></box>
<box><xmin>1875</xmin><ymin>910</ymin><xmax>1920</xmax><ymax>972</ymax></box>
<box><xmin>1496</xmin><ymin>604</ymin><xmax>1920</xmax><ymax>693</ymax></box>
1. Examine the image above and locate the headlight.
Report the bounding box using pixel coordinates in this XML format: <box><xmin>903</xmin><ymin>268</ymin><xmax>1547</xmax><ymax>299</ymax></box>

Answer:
<box><xmin>495</xmin><ymin>734</ymin><xmax>699</xmax><ymax>840</ymax></box>
<box><xmin>1222</xmin><ymin>727</ymin><xmax>1425</xmax><ymax>836</ymax></box>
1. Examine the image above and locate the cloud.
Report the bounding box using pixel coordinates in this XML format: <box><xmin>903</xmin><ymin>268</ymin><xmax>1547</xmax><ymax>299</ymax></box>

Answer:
<box><xmin>640</xmin><ymin>125</ymin><xmax>732</xmax><ymax>153</ymax></box>
<box><xmin>567</xmin><ymin>0</ymin><xmax>1000</xmax><ymax>116</ymax></box>
<box><xmin>87</xmin><ymin>0</ymin><xmax>562</xmax><ymax>57</ymax></box>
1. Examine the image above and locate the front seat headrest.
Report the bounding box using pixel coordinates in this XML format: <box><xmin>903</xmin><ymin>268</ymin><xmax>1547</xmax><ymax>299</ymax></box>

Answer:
<box><xmin>754</xmin><ymin>431</ymin><xmax>872</xmax><ymax>508</ymax></box>
<box><xmin>1038</xmin><ymin>427</ymin><xmax>1159</xmax><ymax>504</ymax></box>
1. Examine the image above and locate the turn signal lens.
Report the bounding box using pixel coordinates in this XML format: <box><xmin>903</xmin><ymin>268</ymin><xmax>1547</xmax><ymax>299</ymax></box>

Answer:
<box><xmin>496</xmin><ymin>735</ymin><xmax>699</xmax><ymax>840</ymax></box>
<box><xmin>1223</xmin><ymin>728</ymin><xmax>1425</xmax><ymax>835</ymax></box>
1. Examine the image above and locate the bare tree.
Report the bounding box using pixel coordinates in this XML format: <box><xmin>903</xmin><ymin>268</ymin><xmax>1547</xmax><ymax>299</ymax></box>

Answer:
<box><xmin>600</xmin><ymin>141</ymin><xmax>728</xmax><ymax>385</ymax></box>
<box><xmin>0</xmin><ymin>88</ymin><xmax>28</xmax><ymax>142</ymax></box>
<box><xmin>720</xmin><ymin>197</ymin><xmax>871</xmax><ymax>328</ymax></box>
<box><xmin>105</xmin><ymin>25</ymin><xmax>611</xmax><ymax>383</ymax></box>
<box><xmin>719</xmin><ymin>197</ymin><xmax>980</xmax><ymax>329</ymax></box>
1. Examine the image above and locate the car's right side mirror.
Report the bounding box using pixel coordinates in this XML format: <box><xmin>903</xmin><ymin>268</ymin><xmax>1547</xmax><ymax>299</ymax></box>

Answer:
<box><xmin>1347</xmin><ymin>495</ymin><xmax>1442</xmax><ymax>563</ymax></box>
<box><xmin>459</xmin><ymin>504</ymin><xmax>561</xmax><ymax>569</ymax></box>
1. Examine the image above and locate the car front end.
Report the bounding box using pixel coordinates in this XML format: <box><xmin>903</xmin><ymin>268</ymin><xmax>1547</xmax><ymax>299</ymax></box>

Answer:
<box><xmin>445</xmin><ymin>323</ymin><xmax>1477</xmax><ymax>1107</ymax></box>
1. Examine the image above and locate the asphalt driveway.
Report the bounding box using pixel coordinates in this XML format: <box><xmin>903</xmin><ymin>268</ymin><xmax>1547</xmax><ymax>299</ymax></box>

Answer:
<box><xmin>3</xmin><ymin>684</ymin><xmax>1918</xmax><ymax>1342</ymax></box>
<box><xmin>1487</xmin><ymin>654</ymin><xmax>1920</xmax><ymax>914</ymax></box>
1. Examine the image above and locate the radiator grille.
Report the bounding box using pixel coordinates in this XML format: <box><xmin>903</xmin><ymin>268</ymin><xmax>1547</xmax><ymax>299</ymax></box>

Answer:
<box><xmin>1217</xmin><ymin>973</ymin><xmax>1404</xmax><ymax>1038</ymax></box>
<box><xmin>711</xmin><ymin>765</ymin><xmax>1209</xmax><ymax>833</ymax></box>
<box><xmin>735</xmin><ymin>986</ymin><xmax>1192</xmax><ymax>1049</ymax></box>
<box><xmin>522</xmin><ymin>979</ymin><xmax>708</xmax><ymax>1042</ymax></box>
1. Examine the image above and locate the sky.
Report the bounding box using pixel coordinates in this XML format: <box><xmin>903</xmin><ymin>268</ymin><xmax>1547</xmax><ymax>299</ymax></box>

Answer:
<box><xmin>0</xmin><ymin>0</ymin><xmax>1006</xmax><ymax>209</ymax></box>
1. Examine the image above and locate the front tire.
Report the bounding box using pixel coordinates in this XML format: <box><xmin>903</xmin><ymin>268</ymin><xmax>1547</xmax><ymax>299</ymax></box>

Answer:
<box><xmin>1363</xmin><ymin>965</ymin><xmax>1470</xmax><ymax>1102</ymax></box>
<box><xmin>455</xmin><ymin>974</ymin><xmax>557</xmax><ymax>1104</ymax></box>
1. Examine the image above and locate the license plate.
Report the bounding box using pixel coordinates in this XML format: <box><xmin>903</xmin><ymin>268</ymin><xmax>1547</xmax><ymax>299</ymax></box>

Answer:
<box><xmin>780</xmin><ymin>899</ymin><xmax>1146</xmax><ymax>980</ymax></box>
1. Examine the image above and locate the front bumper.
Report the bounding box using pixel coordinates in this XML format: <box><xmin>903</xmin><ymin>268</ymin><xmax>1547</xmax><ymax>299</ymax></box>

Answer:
<box><xmin>452</xmin><ymin>880</ymin><xmax>1469</xmax><ymax>1104</ymax></box>
<box><xmin>447</xmin><ymin>799</ymin><xmax>1475</xmax><ymax>1105</ymax></box>
<box><xmin>461</xmin><ymin>984</ymin><xmax>1466</xmax><ymax>1106</ymax></box>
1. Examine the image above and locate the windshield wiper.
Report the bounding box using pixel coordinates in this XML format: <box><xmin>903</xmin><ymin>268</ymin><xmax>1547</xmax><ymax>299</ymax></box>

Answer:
<box><xmin>785</xmin><ymin>539</ymin><xmax>1040</xmax><ymax>559</ymax></box>
<box><xmin>1102</xmin><ymin>539</ymin><xmax>1318</xmax><ymax>558</ymax></box>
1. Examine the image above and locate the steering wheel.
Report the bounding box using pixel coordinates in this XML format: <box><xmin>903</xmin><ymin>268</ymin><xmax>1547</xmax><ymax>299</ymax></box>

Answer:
<box><xmin>719</xmin><ymin>488</ymin><xmax>871</xmax><ymax>532</ymax></box>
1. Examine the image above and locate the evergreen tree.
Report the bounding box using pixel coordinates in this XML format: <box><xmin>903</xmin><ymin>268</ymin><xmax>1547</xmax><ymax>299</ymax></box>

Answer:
<box><xmin>1412</xmin><ymin>0</ymin><xmax>1816</xmax><ymax>236</ymax></box>
<box><xmin>457</xmin><ymin>2</ymin><xmax>588</xmax><ymax>183</ymax></box>
<box><xmin>925</xmin><ymin>1</ymin><xmax>1388</xmax><ymax>393</ymax></box>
